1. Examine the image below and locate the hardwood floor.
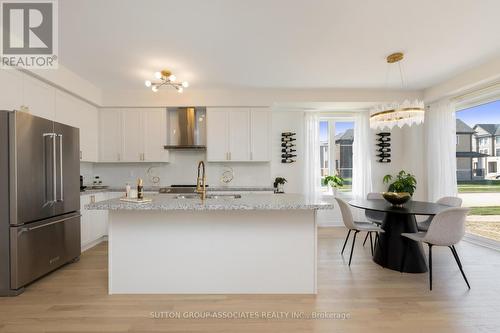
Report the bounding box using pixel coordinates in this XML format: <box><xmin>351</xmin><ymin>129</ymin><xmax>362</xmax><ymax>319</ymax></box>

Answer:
<box><xmin>1</xmin><ymin>227</ymin><xmax>499</xmax><ymax>332</ymax></box>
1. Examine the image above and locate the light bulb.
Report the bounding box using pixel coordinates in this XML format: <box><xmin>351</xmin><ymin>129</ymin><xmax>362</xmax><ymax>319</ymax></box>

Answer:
<box><xmin>154</xmin><ymin>72</ymin><xmax>162</xmax><ymax>79</ymax></box>
<box><xmin>177</xmin><ymin>87</ymin><xmax>183</xmax><ymax>93</ymax></box>
<box><xmin>144</xmin><ymin>80</ymin><xmax>152</xmax><ymax>87</ymax></box>
<box><xmin>152</xmin><ymin>85</ymin><xmax>159</xmax><ymax>92</ymax></box>
<box><xmin>182</xmin><ymin>81</ymin><xmax>189</xmax><ymax>88</ymax></box>
<box><xmin>169</xmin><ymin>75</ymin><xmax>176</xmax><ymax>82</ymax></box>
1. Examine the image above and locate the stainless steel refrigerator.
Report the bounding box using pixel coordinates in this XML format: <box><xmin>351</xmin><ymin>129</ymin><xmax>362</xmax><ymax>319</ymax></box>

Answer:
<box><xmin>0</xmin><ymin>110</ymin><xmax>81</xmax><ymax>296</ymax></box>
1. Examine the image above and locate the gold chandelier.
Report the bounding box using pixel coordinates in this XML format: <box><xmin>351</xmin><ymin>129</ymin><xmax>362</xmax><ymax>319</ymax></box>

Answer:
<box><xmin>370</xmin><ymin>53</ymin><xmax>425</xmax><ymax>130</ymax></box>
<box><xmin>144</xmin><ymin>70</ymin><xmax>189</xmax><ymax>93</ymax></box>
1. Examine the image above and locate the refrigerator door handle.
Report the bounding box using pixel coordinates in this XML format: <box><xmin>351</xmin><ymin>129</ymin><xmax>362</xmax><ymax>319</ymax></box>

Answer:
<box><xmin>43</xmin><ymin>133</ymin><xmax>56</xmax><ymax>205</ymax></box>
<box><xmin>18</xmin><ymin>214</ymin><xmax>82</xmax><ymax>234</ymax></box>
<box><xmin>57</xmin><ymin>134</ymin><xmax>64</xmax><ymax>202</ymax></box>
<box><xmin>52</xmin><ymin>133</ymin><xmax>57</xmax><ymax>203</ymax></box>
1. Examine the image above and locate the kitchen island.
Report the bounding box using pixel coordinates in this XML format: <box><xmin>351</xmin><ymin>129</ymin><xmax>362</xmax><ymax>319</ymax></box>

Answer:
<box><xmin>88</xmin><ymin>193</ymin><xmax>334</xmax><ymax>294</ymax></box>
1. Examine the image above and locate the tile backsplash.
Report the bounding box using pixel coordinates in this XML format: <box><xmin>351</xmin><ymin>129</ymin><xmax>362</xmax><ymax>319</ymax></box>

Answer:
<box><xmin>81</xmin><ymin>151</ymin><xmax>272</xmax><ymax>188</ymax></box>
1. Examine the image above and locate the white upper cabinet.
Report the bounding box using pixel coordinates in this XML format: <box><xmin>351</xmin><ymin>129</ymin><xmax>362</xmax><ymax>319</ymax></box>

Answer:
<box><xmin>250</xmin><ymin>108</ymin><xmax>271</xmax><ymax>161</ymax></box>
<box><xmin>206</xmin><ymin>107</ymin><xmax>270</xmax><ymax>162</ymax></box>
<box><xmin>143</xmin><ymin>109</ymin><xmax>169</xmax><ymax>162</ymax></box>
<box><xmin>0</xmin><ymin>69</ymin><xmax>23</xmax><ymax>111</ymax></box>
<box><xmin>207</xmin><ymin>108</ymin><xmax>230</xmax><ymax>161</ymax></box>
<box><xmin>99</xmin><ymin>109</ymin><xmax>123</xmax><ymax>162</ymax></box>
<box><xmin>79</xmin><ymin>102</ymin><xmax>99</xmax><ymax>162</ymax></box>
<box><xmin>23</xmin><ymin>74</ymin><xmax>56</xmax><ymax>120</ymax></box>
<box><xmin>121</xmin><ymin>109</ymin><xmax>144</xmax><ymax>162</ymax></box>
<box><xmin>98</xmin><ymin>108</ymin><xmax>169</xmax><ymax>163</ymax></box>
<box><xmin>55</xmin><ymin>90</ymin><xmax>99</xmax><ymax>162</ymax></box>
<box><xmin>228</xmin><ymin>109</ymin><xmax>250</xmax><ymax>161</ymax></box>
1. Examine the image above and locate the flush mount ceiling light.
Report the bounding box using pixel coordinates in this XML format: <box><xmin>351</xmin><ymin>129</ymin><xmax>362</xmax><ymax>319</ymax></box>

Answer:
<box><xmin>370</xmin><ymin>52</ymin><xmax>425</xmax><ymax>130</ymax></box>
<box><xmin>144</xmin><ymin>70</ymin><xmax>189</xmax><ymax>93</ymax></box>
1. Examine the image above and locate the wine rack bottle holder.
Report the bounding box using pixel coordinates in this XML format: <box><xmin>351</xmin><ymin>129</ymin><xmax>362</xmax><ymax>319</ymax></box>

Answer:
<box><xmin>376</xmin><ymin>132</ymin><xmax>391</xmax><ymax>163</ymax></box>
<box><xmin>281</xmin><ymin>132</ymin><xmax>296</xmax><ymax>163</ymax></box>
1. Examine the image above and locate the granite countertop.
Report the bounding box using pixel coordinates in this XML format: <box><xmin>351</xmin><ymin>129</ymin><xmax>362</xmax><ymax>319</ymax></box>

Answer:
<box><xmin>86</xmin><ymin>193</ymin><xmax>335</xmax><ymax>211</ymax></box>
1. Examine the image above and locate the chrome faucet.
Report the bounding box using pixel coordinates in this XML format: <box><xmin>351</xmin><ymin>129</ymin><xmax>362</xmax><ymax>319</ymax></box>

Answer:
<box><xmin>195</xmin><ymin>161</ymin><xmax>207</xmax><ymax>201</ymax></box>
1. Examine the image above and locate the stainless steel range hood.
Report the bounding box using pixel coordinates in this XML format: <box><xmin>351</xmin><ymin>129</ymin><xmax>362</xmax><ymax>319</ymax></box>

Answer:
<box><xmin>165</xmin><ymin>107</ymin><xmax>206</xmax><ymax>150</ymax></box>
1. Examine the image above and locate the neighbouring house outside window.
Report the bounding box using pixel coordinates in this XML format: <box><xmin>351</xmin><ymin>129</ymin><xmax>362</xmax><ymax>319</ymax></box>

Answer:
<box><xmin>489</xmin><ymin>161</ymin><xmax>498</xmax><ymax>173</ymax></box>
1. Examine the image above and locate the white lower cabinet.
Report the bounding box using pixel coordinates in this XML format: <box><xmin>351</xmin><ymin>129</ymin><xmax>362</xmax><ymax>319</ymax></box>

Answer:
<box><xmin>80</xmin><ymin>192</ymin><xmax>122</xmax><ymax>250</ymax></box>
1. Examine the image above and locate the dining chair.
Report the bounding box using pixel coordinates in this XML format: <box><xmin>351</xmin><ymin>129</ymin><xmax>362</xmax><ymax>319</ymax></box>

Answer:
<box><xmin>336</xmin><ymin>198</ymin><xmax>385</xmax><ymax>266</ymax></box>
<box><xmin>417</xmin><ymin>196</ymin><xmax>463</xmax><ymax>232</ymax></box>
<box><xmin>401</xmin><ymin>207</ymin><xmax>471</xmax><ymax>290</ymax></box>
<box><xmin>363</xmin><ymin>192</ymin><xmax>386</xmax><ymax>247</ymax></box>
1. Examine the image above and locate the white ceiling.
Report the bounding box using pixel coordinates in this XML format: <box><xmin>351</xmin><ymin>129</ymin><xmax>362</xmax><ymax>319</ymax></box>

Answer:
<box><xmin>59</xmin><ymin>0</ymin><xmax>500</xmax><ymax>91</ymax></box>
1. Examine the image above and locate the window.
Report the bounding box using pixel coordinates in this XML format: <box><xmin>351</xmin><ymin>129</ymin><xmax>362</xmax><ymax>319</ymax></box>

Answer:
<box><xmin>319</xmin><ymin>120</ymin><xmax>354</xmax><ymax>192</ymax></box>
<box><xmin>497</xmin><ymin>148</ymin><xmax>500</xmax><ymax>157</ymax></box>
<box><xmin>488</xmin><ymin>162</ymin><xmax>497</xmax><ymax>173</ymax></box>
<box><xmin>479</xmin><ymin>137</ymin><xmax>489</xmax><ymax>146</ymax></box>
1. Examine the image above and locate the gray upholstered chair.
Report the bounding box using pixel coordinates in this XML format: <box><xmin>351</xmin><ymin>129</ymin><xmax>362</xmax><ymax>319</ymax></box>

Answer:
<box><xmin>417</xmin><ymin>196</ymin><xmax>463</xmax><ymax>232</ymax></box>
<box><xmin>336</xmin><ymin>198</ymin><xmax>385</xmax><ymax>266</ymax></box>
<box><xmin>401</xmin><ymin>207</ymin><xmax>470</xmax><ymax>290</ymax></box>
<box><xmin>363</xmin><ymin>192</ymin><xmax>386</xmax><ymax>247</ymax></box>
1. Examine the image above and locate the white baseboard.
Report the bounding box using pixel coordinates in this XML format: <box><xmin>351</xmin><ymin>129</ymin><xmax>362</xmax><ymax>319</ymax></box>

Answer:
<box><xmin>81</xmin><ymin>236</ymin><xmax>108</xmax><ymax>252</ymax></box>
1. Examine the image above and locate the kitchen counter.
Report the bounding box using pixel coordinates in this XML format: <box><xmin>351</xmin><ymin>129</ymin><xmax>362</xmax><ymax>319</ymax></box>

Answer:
<box><xmin>87</xmin><ymin>192</ymin><xmax>333</xmax><ymax>295</ymax></box>
<box><xmin>87</xmin><ymin>193</ymin><xmax>334</xmax><ymax>211</ymax></box>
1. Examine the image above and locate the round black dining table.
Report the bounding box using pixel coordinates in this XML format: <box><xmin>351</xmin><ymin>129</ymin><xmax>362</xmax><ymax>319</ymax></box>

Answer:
<box><xmin>349</xmin><ymin>199</ymin><xmax>451</xmax><ymax>273</ymax></box>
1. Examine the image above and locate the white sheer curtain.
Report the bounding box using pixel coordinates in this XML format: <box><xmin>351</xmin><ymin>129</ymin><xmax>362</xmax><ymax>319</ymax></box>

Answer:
<box><xmin>352</xmin><ymin>111</ymin><xmax>373</xmax><ymax>199</ymax></box>
<box><xmin>304</xmin><ymin>112</ymin><xmax>321</xmax><ymax>195</ymax></box>
<box><xmin>426</xmin><ymin>99</ymin><xmax>458</xmax><ymax>201</ymax></box>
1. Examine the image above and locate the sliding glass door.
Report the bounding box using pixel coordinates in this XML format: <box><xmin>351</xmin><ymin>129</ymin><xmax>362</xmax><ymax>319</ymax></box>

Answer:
<box><xmin>455</xmin><ymin>100</ymin><xmax>500</xmax><ymax>243</ymax></box>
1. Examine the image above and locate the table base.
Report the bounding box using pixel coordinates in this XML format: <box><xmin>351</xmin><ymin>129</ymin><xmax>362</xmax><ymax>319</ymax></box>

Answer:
<box><xmin>373</xmin><ymin>213</ymin><xmax>428</xmax><ymax>273</ymax></box>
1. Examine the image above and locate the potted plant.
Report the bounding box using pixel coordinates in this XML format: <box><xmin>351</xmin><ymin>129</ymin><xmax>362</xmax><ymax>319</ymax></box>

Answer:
<box><xmin>322</xmin><ymin>174</ymin><xmax>344</xmax><ymax>196</ymax></box>
<box><xmin>382</xmin><ymin>170</ymin><xmax>417</xmax><ymax>206</ymax></box>
<box><xmin>274</xmin><ymin>177</ymin><xmax>287</xmax><ymax>193</ymax></box>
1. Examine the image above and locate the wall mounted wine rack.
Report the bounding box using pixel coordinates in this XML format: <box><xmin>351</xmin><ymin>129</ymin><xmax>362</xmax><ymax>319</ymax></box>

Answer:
<box><xmin>281</xmin><ymin>132</ymin><xmax>296</xmax><ymax>163</ymax></box>
<box><xmin>376</xmin><ymin>132</ymin><xmax>391</xmax><ymax>163</ymax></box>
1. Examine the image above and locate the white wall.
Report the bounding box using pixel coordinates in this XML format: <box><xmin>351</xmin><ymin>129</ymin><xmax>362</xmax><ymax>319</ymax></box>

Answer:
<box><xmin>424</xmin><ymin>57</ymin><xmax>500</xmax><ymax>103</ymax></box>
<box><xmin>102</xmin><ymin>88</ymin><xmax>422</xmax><ymax>108</ymax></box>
<box><xmin>369</xmin><ymin>125</ymin><xmax>426</xmax><ymax>200</ymax></box>
<box><xmin>26</xmin><ymin>65</ymin><xmax>102</xmax><ymax>105</ymax></box>
<box><xmin>270</xmin><ymin>110</ymin><xmax>305</xmax><ymax>193</ymax></box>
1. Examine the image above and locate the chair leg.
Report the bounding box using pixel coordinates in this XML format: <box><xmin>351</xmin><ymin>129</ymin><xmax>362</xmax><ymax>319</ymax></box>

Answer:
<box><xmin>349</xmin><ymin>231</ymin><xmax>359</xmax><ymax>266</ymax></box>
<box><xmin>428</xmin><ymin>244</ymin><xmax>433</xmax><ymax>291</ymax></box>
<box><xmin>449</xmin><ymin>245</ymin><xmax>471</xmax><ymax>289</ymax></box>
<box><xmin>362</xmin><ymin>232</ymin><xmax>369</xmax><ymax>247</ymax></box>
<box><xmin>369</xmin><ymin>232</ymin><xmax>374</xmax><ymax>256</ymax></box>
<box><xmin>341</xmin><ymin>230</ymin><xmax>352</xmax><ymax>255</ymax></box>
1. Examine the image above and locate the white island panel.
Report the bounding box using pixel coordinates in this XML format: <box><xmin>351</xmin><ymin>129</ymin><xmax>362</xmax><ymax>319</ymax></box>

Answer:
<box><xmin>108</xmin><ymin>209</ymin><xmax>317</xmax><ymax>294</ymax></box>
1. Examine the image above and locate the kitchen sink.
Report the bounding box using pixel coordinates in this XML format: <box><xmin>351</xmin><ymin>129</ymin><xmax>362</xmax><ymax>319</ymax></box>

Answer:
<box><xmin>174</xmin><ymin>194</ymin><xmax>242</xmax><ymax>199</ymax></box>
<box><xmin>207</xmin><ymin>194</ymin><xmax>241</xmax><ymax>199</ymax></box>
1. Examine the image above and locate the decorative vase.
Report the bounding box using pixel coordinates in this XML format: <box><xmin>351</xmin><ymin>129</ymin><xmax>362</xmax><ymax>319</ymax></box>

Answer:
<box><xmin>382</xmin><ymin>192</ymin><xmax>411</xmax><ymax>207</ymax></box>
<box><xmin>276</xmin><ymin>183</ymin><xmax>284</xmax><ymax>193</ymax></box>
